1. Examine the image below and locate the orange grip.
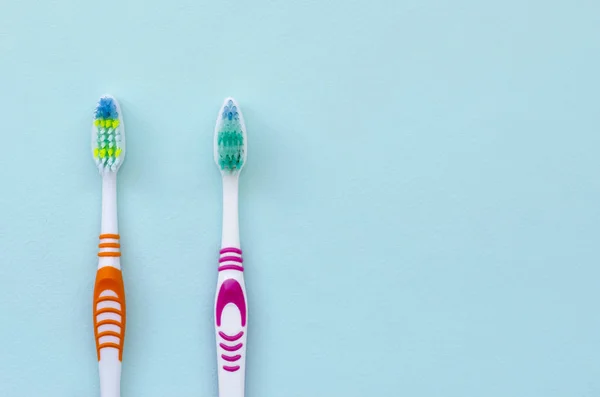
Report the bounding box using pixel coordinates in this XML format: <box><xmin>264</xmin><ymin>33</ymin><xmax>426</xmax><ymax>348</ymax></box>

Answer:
<box><xmin>98</xmin><ymin>234</ymin><xmax>121</xmax><ymax>257</ymax></box>
<box><xmin>98</xmin><ymin>252</ymin><xmax>121</xmax><ymax>257</ymax></box>
<box><xmin>93</xmin><ymin>266</ymin><xmax>126</xmax><ymax>361</ymax></box>
<box><xmin>99</xmin><ymin>234</ymin><xmax>120</xmax><ymax>239</ymax></box>
<box><xmin>99</xmin><ymin>243</ymin><xmax>120</xmax><ymax>248</ymax></box>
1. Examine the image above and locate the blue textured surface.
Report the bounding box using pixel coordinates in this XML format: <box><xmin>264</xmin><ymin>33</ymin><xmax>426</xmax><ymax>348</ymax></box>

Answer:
<box><xmin>1</xmin><ymin>0</ymin><xmax>599</xmax><ymax>396</ymax></box>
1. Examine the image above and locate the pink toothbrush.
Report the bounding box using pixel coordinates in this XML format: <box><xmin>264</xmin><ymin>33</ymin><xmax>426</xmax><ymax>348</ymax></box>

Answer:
<box><xmin>213</xmin><ymin>97</ymin><xmax>248</xmax><ymax>397</ymax></box>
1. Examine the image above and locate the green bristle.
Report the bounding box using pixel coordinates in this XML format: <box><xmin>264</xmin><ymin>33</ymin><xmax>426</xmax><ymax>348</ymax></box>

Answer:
<box><xmin>93</xmin><ymin>122</ymin><xmax>123</xmax><ymax>172</ymax></box>
<box><xmin>217</xmin><ymin>120</ymin><xmax>244</xmax><ymax>172</ymax></box>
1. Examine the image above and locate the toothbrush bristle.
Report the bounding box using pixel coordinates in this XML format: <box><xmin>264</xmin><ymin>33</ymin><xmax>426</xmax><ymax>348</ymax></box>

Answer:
<box><xmin>215</xmin><ymin>98</ymin><xmax>246</xmax><ymax>173</ymax></box>
<box><xmin>92</xmin><ymin>95</ymin><xmax>124</xmax><ymax>173</ymax></box>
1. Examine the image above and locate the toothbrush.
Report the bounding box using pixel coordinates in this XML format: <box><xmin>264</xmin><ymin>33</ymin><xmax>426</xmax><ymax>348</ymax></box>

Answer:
<box><xmin>214</xmin><ymin>97</ymin><xmax>248</xmax><ymax>397</ymax></box>
<box><xmin>91</xmin><ymin>95</ymin><xmax>126</xmax><ymax>397</ymax></box>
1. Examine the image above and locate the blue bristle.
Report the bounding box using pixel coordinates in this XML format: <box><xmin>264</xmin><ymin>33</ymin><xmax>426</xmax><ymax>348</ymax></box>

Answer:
<box><xmin>222</xmin><ymin>100</ymin><xmax>239</xmax><ymax>121</ymax></box>
<box><xmin>95</xmin><ymin>97</ymin><xmax>118</xmax><ymax>119</ymax></box>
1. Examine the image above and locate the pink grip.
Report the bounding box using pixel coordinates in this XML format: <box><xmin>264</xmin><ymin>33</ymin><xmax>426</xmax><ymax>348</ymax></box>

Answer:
<box><xmin>216</xmin><ymin>279</ymin><xmax>247</xmax><ymax>327</ymax></box>
<box><xmin>216</xmin><ymin>247</ymin><xmax>247</xmax><ymax>374</ymax></box>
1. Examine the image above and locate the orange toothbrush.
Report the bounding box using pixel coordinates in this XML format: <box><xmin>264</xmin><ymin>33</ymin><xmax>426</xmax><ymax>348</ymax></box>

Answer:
<box><xmin>91</xmin><ymin>95</ymin><xmax>127</xmax><ymax>397</ymax></box>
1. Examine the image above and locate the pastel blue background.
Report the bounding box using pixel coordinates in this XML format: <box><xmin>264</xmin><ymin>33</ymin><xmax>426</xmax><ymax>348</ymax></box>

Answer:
<box><xmin>0</xmin><ymin>0</ymin><xmax>599</xmax><ymax>395</ymax></box>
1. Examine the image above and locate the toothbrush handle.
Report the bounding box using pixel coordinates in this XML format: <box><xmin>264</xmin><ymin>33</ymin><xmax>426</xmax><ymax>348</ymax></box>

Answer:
<box><xmin>93</xmin><ymin>234</ymin><xmax>126</xmax><ymax>397</ymax></box>
<box><xmin>215</xmin><ymin>247</ymin><xmax>248</xmax><ymax>397</ymax></box>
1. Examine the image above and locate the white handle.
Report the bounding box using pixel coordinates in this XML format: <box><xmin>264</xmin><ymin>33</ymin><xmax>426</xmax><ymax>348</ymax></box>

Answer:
<box><xmin>215</xmin><ymin>247</ymin><xmax>247</xmax><ymax>397</ymax></box>
<box><xmin>99</xmin><ymin>352</ymin><xmax>122</xmax><ymax>397</ymax></box>
<box><xmin>95</xmin><ymin>164</ymin><xmax>124</xmax><ymax>397</ymax></box>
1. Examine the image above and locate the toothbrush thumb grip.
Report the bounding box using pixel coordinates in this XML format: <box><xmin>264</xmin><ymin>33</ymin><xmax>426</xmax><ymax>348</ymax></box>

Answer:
<box><xmin>93</xmin><ymin>266</ymin><xmax>126</xmax><ymax>361</ymax></box>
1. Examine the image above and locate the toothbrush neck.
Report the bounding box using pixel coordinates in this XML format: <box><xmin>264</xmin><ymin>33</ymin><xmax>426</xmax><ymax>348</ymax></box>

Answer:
<box><xmin>221</xmin><ymin>172</ymin><xmax>240</xmax><ymax>248</ymax></box>
<box><xmin>101</xmin><ymin>172</ymin><xmax>118</xmax><ymax>235</ymax></box>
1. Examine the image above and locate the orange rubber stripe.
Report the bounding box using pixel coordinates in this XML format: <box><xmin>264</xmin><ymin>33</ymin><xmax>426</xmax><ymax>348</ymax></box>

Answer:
<box><xmin>99</xmin><ymin>234</ymin><xmax>120</xmax><ymax>240</ymax></box>
<box><xmin>98</xmin><ymin>252</ymin><xmax>121</xmax><ymax>257</ymax></box>
<box><xmin>96</xmin><ymin>296</ymin><xmax>121</xmax><ymax>304</ymax></box>
<box><xmin>98</xmin><ymin>343</ymin><xmax>121</xmax><ymax>350</ymax></box>
<box><xmin>93</xmin><ymin>266</ymin><xmax>126</xmax><ymax>361</ymax></box>
<box><xmin>99</xmin><ymin>243</ymin><xmax>120</xmax><ymax>248</ymax></box>
<box><xmin>95</xmin><ymin>307</ymin><xmax>122</xmax><ymax>316</ymax></box>
<box><xmin>96</xmin><ymin>319</ymin><xmax>122</xmax><ymax>328</ymax></box>
<box><xmin>97</xmin><ymin>331</ymin><xmax>121</xmax><ymax>339</ymax></box>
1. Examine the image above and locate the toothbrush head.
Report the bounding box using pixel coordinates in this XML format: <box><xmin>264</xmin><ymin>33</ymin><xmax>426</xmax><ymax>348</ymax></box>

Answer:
<box><xmin>92</xmin><ymin>95</ymin><xmax>125</xmax><ymax>173</ymax></box>
<box><xmin>214</xmin><ymin>97</ymin><xmax>247</xmax><ymax>174</ymax></box>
